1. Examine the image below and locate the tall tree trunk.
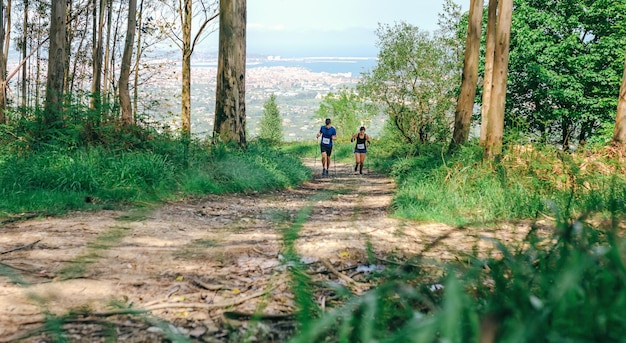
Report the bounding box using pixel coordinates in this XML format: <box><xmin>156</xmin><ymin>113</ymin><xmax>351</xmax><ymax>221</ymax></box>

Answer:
<box><xmin>480</xmin><ymin>0</ymin><xmax>497</xmax><ymax>146</ymax></box>
<box><xmin>90</xmin><ymin>0</ymin><xmax>106</xmax><ymax>110</ymax></box>
<box><xmin>213</xmin><ymin>0</ymin><xmax>247</xmax><ymax>146</ymax></box>
<box><xmin>613</xmin><ymin>54</ymin><xmax>626</xmax><ymax>145</ymax></box>
<box><xmin>181</xmin><ymin>0</ymin><xmax>192</xmax><ymax>138</ymax></box>
<box><xmin>20</xmin><ymin>0</ymin><xmax>27</xmax><ymax>108</ymax></box>
<box><xmin>133</xmin><ymin>0</ymin><xmax>144</xmax><ymax>119</ymax></box>
<box><xmin>119</xmin><ymin>0</ymin><xmax>137</xmax><ymax>125</ymax></box>
<box><xmin>449</xmin><ymin>0</ymin><xmax>484</xmax><ymax>152</ymax></box>
<box><xmin>0</xmin><ymin>1</ymin><xmax>6</xmax><ymax>124</ymax></box>
<box><xmin>102</xmin><ymin>0</ymin><xmax>114</xmax><ymax>106</ymax></box>
<box><xmin>44</xmin><ymin>0</ymin><xmax>67</xmax><ymax>126</ymax></box>
<box><xmin>484</xmin><ymin>0</ymin><xmax>512</xmax><ymax>160</ymax></box>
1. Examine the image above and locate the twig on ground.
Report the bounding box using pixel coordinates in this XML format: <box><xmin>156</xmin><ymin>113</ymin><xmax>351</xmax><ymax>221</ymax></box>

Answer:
<box><xmin>223</xmin><ymin>311</ymin><xmax>294</xmax><ymax>321</ymax></box>
<box><xmin>90</xmin><ymin>285</ymin><xmax>278</xmax><ymax>317</ymax></box>
<box><xmin>252</xmin><ymin>246</ymin><xmax>278</xmax><ymax>257</ymax></box>
<box><xmin>320</xmin><ymin>259</ymin><xmax>369</xmax><ymax>290</ymax></box>
<box><xmin>0</xmin><ymin>261</ymin><xmax>35</xmax><ymax>273</ymax></box>
<box><xmin>190</xmin><ymin>278</ymin><xmax>224</xmax><ymax>291</ymax></box>
<box><xmin>1</xmin><ymin>240</ymin><xmax>41</xmax><ymax>255</ymax></box>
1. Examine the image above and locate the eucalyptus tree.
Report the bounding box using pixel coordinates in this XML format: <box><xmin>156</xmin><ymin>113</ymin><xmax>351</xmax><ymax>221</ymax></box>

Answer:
<box><xmin>479</xmin><ymin>0</ymin><xmax>497</xmax><ymax>146</ymax></box>
<box><xmin>483</xmin><ymin>0</ymin><xmax>512</xmax><ymax>160</ymax></box>
<box><xmin>157</xmin><ymin>0</ymin><xmax>218</xmax><ymax>137</ymax></box>
<box><xmin>0</xmin><ymin>0</ymin><xmax>9</xmax><ymax>123</ymax></box>
<box><xmin>506</xmin><ymin>0</ymin><xmax>626</xmax><ymax>148</ymax></box>
<box><xmin>90</xmin><ymin>0</ymin><xmax>107</xmax><ymax>110</ymax></box>
<box><xmin>449</xmin><ymin>0</ymin><xmax>484</xmax><ymax>151</ymax></box>
<box><xmin>358</xmin><ymin>22</ymin><xmax>457</xmax><ymax>146</ymax></box>
<box><xmin>119</xmin><ymin>0</ymin><xmax>137</xmax><ymax>125</ymax></box>
<box><xmin>213</xmin><ymin>0</ymin><xmax>246</xmax><ymax>145</ymax></box>
<box><xmin>44</xmin><ymin>0</ymin><xmax>67</xmax><ymax>125</ymax></box>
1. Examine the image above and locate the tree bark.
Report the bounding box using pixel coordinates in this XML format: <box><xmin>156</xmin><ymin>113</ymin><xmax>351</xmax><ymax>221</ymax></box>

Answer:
<box><xmin>119</xmin><ymin>0</ymin><xmax>137</xmax><ymax>125</ymax></box>
<box><xmin>213</xmin><ymin>0</ymin><xmax>247</xmax><ymax>146</ymax></box>
<box><xmin>449</xmin><ymin>0</ymin><xmax>484</xmax><ymax>152</ymax></box>
<box><xmin>480</xmin><ymin>0</ymin><xmax>497</xmax><ymax>146</ymax></box>
<box><xmin>0</xmin><ymin>1</ymin><xmax>7</xmax><ymax>123</ymax></box>
<box><xmin>613</xmin><ymin>54</ymin><xmax>626</xmax><ymax>145</ymax></box>
<box><xmin>20</xmin><ymin>0</ymin><xmax>27</xmax><ymax>108</ymax></box>
<box><xmin>484</xmin><ymin>0</ymin><xmax>512</xmax><ymax>160</ymax></box>
<box><xmin>133</xmin><ymin>0</ymin><xmax>145</xmax><ymax>119</ymax></box>
<box><xmin>44</xmin><ymin>0</ymin><xmax>67</xmax><ymax>126</ymax></box>
<box><xmin>182</xmin><ymin>0</ymin><xmax>192</xmax><ymax>137</ymax></box>
<box><xmin>90</xmin><ymin>0</ymin><xmax>107</xmax><ymax>110</ymax></box>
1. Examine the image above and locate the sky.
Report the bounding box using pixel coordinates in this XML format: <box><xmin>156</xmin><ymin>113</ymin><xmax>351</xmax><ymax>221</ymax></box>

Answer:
<box><xmin>216</xmin><ymin>0</ymin><xmax>466</xmax><ymax>58</ymax></box>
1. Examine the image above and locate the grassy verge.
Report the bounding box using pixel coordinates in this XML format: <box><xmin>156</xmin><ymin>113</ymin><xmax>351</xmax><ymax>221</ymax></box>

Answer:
<box><xmin>381</xmin><ymin>143</ymin><xmax>626</xmax><ymax>226</ymax></box>
<box><xmin>0</xmin><ymin>140</ymin><xmax>311</xmax><ymax>219</ymax></box>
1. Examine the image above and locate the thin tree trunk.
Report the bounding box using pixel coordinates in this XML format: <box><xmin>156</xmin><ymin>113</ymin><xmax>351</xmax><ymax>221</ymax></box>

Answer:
<box><xmin>0</xmin><ymin>1</ymin><xmax>6</xmax><ymax>123</ymax></box>
<box><xmin>64</xmin><ymin>0</ymin><xmax>74</xmax><ymax>98</ymax></box>
<box><xmin>90</xmin><ymin>0</ymin><xmax>106</xmax><ymax>110</ymax></box>
<box><xmin>561</xmin><ymin>117</ymin><xmax>571</xmax><ymax>151</ymax></box>
<box><xmin>44</xmin><ymin>0</ymin><xmax>67</xmax><ymax>126</ymax></box>
<box><xmin>181</xmin><ymin>0</ymin><xmax>192</xmax><ymax>138</ymax></box>
<box><xmin>449</xmin><ymin>0</ymin><xmax>484</xmax><ymax>152</ymax></box>
<box><xmin>133</xmin><ymin>0</ymin><xmax>144</xmax><ymax>119</ymax></box>
<box><xmin>36</xmin><ymin>24</ymin><xmax>41</xmax><ymax>111</ymax></box>
<box><xmin>213</xmin><ymin>0</ymin><xmax>247</xmax><ymax>146</ymax></box>
<box><xmin>484</xmin><ymin>0</ymin><xmax>512</xmax><ymax>160</ymax></box>
<box><xmin>20</xmin><ymin>0</ymin><xmax>27</xmax><ymax>108</ymax></box>
<box><xmin>119</xmin><ymin>0</ymin><xmax>137</xmax><ymax>125</ymax></box>
<box><xmin>613</xmin><ymin>54</ymin><xmax>626</xmax><ymax>145</ymax></box>
<box><xmin>480</xmin><ymin>0</ymin><xmax>497</xmax><ymax>146</ymax></box>
<box><xmin>103</xmin><ymin>0</ymin><xmax>114</xmax><ymax>106</ymax></box>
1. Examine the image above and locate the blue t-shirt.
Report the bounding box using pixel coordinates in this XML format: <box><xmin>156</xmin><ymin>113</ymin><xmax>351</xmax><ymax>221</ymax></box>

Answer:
<box><xmin>319</xmin><ymin>126</ymin><xmax>336</xmax><ymax>147</ymax></box>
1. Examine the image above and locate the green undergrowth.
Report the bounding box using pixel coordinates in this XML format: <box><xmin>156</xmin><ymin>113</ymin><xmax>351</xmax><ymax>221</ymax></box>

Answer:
<box><xmin>385</xmin><ymin>142</ymin><xmax>626</xmax><ymax>226</ymax></box>
<box><xmin>0</xmin><ymin>137</ymin><xmax>311</xmax><ymax>219</ymax></box>
<box><xmin>291</xmin><ymin>209</ymin><xmax>626</xmax><ymax>342</ymax></box>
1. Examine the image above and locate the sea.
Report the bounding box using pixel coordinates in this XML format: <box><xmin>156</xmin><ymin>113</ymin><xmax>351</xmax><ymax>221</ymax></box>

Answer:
<box><xmin>247</xmin><ymin>57</ymin><xmax>378</xmax><ymax>76</ymax></box>
<box><xmin>191</xmin><ymin>56</ymin><xmax>378</xmax><ymax>77</ymax></box>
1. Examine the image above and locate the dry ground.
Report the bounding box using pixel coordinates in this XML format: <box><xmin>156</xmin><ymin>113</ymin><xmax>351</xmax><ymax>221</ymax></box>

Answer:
<box><xmin>0</xmin><ymin>159</ymin><xmax>531</xmax><ymax>342</ymax></box>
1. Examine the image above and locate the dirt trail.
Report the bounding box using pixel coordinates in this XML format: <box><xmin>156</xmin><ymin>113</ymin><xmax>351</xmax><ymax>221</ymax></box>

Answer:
<box><xmin>0</xmin><ymin>159</ymin><xmax>526</xmax><ymax>342</ymax></box>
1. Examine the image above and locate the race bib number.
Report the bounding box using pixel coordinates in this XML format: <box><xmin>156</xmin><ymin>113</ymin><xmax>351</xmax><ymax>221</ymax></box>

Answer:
<box><xmin>357</xmin><ymin>143</ymin><xmax>366</xmax><ymax>149</ymax></box>
<box><xmin>322</xmin><ymin>137</ymin><xmax>331</xmax><ymax>145</ymax></box>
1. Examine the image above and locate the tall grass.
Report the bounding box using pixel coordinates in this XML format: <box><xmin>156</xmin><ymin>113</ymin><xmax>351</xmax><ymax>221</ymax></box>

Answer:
<box><xmin>290</xmin><ymin>207</ymin><xmax>626</xmax><ymax>342</ymax></box>
<box><xmin>386</xmin><ymin>143</ymin><xmax>626</xmax><ymax>226</ymax></box>
<box><xmin>0</xmin><ymin>139</ymin><xmax>311</xmax><ymax>218</ymax></box>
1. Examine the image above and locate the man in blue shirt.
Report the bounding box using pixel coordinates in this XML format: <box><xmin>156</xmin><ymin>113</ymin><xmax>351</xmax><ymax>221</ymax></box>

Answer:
<box><xmin>316</xmin><ymin>118</ymin><xmax>337</xmax><ymax>176</ymax></box>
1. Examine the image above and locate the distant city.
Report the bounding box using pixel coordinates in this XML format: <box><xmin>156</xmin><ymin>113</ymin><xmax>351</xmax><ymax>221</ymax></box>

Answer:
<box><xmin>143</xmin><ymin>55</ymin><xmax>380</xmax><ymax>141</ymax></box>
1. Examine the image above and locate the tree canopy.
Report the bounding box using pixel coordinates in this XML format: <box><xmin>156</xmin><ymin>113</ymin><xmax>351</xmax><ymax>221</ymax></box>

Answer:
<box><xmin>505</xmin><ymin>0</ymin><xmax>626</xmax><ymax>148</ymax></box>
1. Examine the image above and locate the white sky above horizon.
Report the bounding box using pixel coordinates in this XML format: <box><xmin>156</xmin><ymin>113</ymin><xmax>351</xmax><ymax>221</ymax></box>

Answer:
<box><xmin>248</xmin><ymin>0</ymin><xmax>452</xmax><ymax>32</ymax></box>
<box><xmin>200</xmin><ymin>0</ymin><xmax>467</xmax><ymax>57</ymax></box>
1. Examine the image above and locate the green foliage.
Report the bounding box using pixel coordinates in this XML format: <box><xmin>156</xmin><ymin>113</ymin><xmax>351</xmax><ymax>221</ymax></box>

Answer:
<box><xmin>0</xmin><ymin>133</ymin><xmax>311</xmax><ymax>218</ymax></box>
<box><xmin>315</xmin><ymin>87</ymin><xmax>378</xmax><ymax>142</ymax></box>
<box><xmin>358</xmin><ymin>21</ymin><xmax>459</xmax><ymax>146</ymax></box>
<box><xmin>258</xmin><ymin>93</ymin><xmax>284</xmax><ymax>145</ymax></box>
<box><xmin>384</xmin><ymin>142</ymin><xmax>626</xmax><ymax>226</ymax></box>
<box><xmin>505</xmin><ymin>0</ymin><xmax>626</xmax><ymax>147</ymax></box>
<box><xmin>292</xmin><ymin>207</ymin><xmax>626</xmax><ymax>342</ymax></box>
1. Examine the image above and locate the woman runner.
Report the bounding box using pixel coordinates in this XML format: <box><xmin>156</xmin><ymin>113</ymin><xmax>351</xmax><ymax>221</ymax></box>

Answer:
<box><xmin>351</xmin><ymin>126</ymin><xmax>371</xmax><ymax>174</ymax></box>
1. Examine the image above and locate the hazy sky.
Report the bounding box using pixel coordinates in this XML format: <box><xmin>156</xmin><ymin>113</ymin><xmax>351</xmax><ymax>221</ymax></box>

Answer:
<box><xmin>240</xmin><ymin>0</ymin><xmax>465</xmax><ymax>57</ymax></box>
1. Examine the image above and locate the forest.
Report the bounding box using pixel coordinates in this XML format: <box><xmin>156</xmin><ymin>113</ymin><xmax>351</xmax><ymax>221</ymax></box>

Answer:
<box><xmin>1</xmin><ymin>0</ymin><xmax>626</xmax><ymax>342</ymax></box>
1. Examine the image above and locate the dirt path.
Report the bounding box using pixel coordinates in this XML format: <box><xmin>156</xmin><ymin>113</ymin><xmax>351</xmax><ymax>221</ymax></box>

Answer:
<box><xmin>0</xmin><ymin>159</ymin><xmax>526</xmax><ymax>342</ymax></box>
